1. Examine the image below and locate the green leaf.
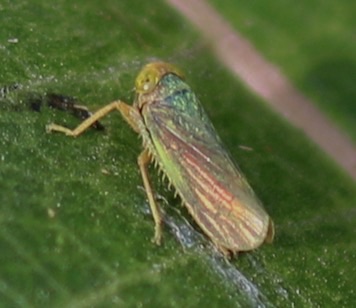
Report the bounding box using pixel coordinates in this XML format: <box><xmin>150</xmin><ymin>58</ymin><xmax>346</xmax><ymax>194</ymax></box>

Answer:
<box><xmin>1</xmin><ymin>0</ymin><xmax>355</xmax><ymax>307</ymax></box>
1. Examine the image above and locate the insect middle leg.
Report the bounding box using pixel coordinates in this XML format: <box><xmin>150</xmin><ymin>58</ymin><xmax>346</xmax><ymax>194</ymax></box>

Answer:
<box><xmin>138</xmin><ymin>149</ymin><xmax>163</xmax><ymax>245</ymax></box>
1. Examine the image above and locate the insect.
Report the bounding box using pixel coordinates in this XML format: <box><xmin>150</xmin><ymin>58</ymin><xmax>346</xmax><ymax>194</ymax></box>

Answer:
<box><xmin>0</xmin><ymin>83</ymin><xmax>21</xmax><ymax>99</ymax></box>
<box><xmin>0</xmin><ymin>82</ymin><xmax>105</xmax><ymax>131</ymax></box>
<box><xmin>47</xmin><ymin>61</ymin><xmax>274</xmax><ymax>255</ymax></box>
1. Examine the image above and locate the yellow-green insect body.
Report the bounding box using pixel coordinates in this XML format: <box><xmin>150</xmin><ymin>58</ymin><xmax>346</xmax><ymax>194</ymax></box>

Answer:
<box><xmin>135</xmin><ymin>63</ymin><xmax>273</xmax><ymax>254</ymax></box>
<box><xmin>47</xmin><ymin>61</ymin><xmax>274</xmax><ymax>255</ymax></box>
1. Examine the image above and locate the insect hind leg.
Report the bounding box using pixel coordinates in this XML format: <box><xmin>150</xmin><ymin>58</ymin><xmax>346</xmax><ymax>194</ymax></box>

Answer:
<box><xmin>138</xmin><ymin>149</ymin><xmax>163</xmax><ymax>245</ymax></box>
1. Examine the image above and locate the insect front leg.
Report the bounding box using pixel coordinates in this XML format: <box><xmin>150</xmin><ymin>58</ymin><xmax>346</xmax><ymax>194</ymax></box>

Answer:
<box><xmin>46</xmin><ymin>100</ymin><xmax>140</xmax><ymax>136</ymax></box>
<box><xmin>138</xmin><ymin>149</ymin><xmax>163</xmax><ymax>245</ymax></box>
<box><xmin>44</xmin><ymin>93</ymin><xmax>104</xmax><ymax>130</ymax></box>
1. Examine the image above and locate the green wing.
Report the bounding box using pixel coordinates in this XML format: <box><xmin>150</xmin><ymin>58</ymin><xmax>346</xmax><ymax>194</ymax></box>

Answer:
<box><xmin>142</xmin><ymin>75</ymin><xmax>271</xmax><ymax>252</ymax></box>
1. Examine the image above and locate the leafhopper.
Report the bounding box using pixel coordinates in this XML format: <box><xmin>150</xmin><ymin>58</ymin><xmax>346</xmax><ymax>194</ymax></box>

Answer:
<box><xmin>47</xmin><ymin>62</ymin><xmax>274</xmax><ymax>255</ymax></box>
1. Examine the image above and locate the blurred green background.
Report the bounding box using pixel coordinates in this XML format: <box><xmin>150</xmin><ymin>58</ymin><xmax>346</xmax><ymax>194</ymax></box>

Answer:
<box><xmin>0</xmin><ymin>0</ymin><xmax>355</xmax><ymax>307</ymax></box>
<box><xmin>210</xmin><ymin>0</ymin><xmax>356</xmax><ymax>141</ymax></box>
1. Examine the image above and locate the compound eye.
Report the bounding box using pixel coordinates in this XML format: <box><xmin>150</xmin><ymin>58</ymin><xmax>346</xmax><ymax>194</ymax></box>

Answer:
<box><xmin>142</xmin><ymin>75</ymin><xmax>155</xmax><ymax>92</ymax></box>
<box><xmin>136</xmin><ymin>72</ymin><xmax>157</xmax><ymax>94</ymax></box>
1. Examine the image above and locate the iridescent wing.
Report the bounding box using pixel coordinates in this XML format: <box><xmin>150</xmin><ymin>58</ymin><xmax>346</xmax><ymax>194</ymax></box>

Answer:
<box><xmin>143</xmin><ymin>77</ymin><xmax>272</xmax><ymax>252</ymax></box>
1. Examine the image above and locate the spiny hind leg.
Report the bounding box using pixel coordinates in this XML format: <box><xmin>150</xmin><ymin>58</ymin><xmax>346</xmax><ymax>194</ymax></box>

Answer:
<box><xmin>137</xmin><ymin>149</ymin><xmax>163</xmax><ymax>245</ymax></box>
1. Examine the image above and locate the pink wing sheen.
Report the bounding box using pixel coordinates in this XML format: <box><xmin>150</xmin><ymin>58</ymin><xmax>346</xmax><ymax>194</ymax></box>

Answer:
<box><xmin>146</xmin><ymin>105</ymin><xmax>270</xmax><ymax>251</ymax></box>
<box><xmin>181</xmin><ymin>150</ymin><xmax>270</xmax><ymax>251</ymax></box>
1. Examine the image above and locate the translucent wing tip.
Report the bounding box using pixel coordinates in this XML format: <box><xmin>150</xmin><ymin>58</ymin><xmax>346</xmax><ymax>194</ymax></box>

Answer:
<box><xmin>265</xmin><ymin>218</ymin><xmax>275</xmax><ymax>244</ymax></box>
